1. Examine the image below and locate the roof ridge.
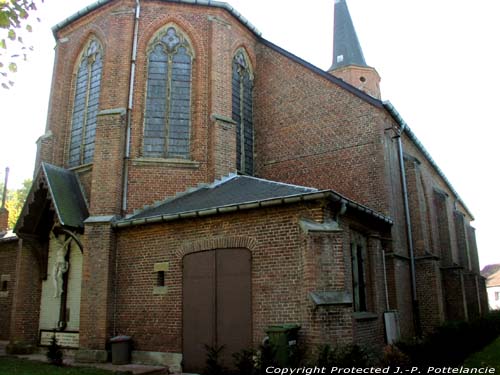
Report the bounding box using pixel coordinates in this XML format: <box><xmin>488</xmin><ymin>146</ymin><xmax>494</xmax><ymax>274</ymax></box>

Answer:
<box><xmin>239</xmin><ymin>174</ymin><xmax>318</xmax><ymax>192</ymax></box>
<box><xmin>209</xmin><ymin>172</ymin><xmax>238</xmax><ymax>189</ymax></box>
<box><xmin>130</xmin><ymin>182</ymin><xmax>210</xmax><ymax>218</ymax></box>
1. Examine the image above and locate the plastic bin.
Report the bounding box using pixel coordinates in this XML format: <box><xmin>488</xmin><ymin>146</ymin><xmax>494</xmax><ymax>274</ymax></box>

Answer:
<box><xmin>265</xmin><ymin>324</ymin><xmax>301</xmax><ymax>366</ymax></box>
<box><xmin>109</xmin><ymin>335</ymin><xmax>131</xmax><ymax>365</ymax></box>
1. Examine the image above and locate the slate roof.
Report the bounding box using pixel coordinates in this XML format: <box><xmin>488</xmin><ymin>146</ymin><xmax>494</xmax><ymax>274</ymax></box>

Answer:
<box><xmin>42</xmin><ymin>163</ymin><xmax>89</xmax><ymax>229</ymax></box>
<box><xmin>130</xmin><ymin>174</ymin><xmax>317</xmax><ymax>220</ymax></box>
<box><xmin>482</xmin><ymin>264</ymin><xmax>500</xmax><ymax>287</ymax></box>
<box><xmin>15</xmin><ymin>163</ymin><xmax>89</xmax><ymax>236</ymax></box>
<box><xmin>116</xmin><ymin>174</ymin><xmax>393</xmax><ymax>228</ymax></box>
<box><xmin>330</xmin><ymin>0</ymin><xmax>368</xmax><ymax>70</ymax></box>
<box><xmin>0</xmin><ymin>230</ymin><xmax>17</xmax><ymax>243</ymax></box>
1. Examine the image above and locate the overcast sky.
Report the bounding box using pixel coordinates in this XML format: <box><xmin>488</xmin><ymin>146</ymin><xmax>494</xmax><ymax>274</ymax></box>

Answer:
<box><xmin>0</xmin><ymin>0</ymin><xmax>498</xmax><ymax>267</ymax></box>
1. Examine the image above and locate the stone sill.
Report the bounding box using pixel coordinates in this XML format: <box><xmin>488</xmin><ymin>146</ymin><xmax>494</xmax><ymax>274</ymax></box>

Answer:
<box><xmin>132</xmin><ymin>158</ymin><xmax>200</xmax><ymax>169</ymax></box>
<box><xmin>352</xmin><ymin>312</ymin><xmax>378</xmax><ymax>321</ymax></box>
<box><xmin>68</xmin><ymin>163</ymin><xmax>93</xmax><ymax>173</ymax></box>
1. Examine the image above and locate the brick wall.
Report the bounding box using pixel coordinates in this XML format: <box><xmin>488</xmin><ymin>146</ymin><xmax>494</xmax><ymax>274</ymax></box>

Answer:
<box><xmin>0</xmin><ymin>239</ymin><xmax>18</xmax><ymax>340</ymax></box>
<box><xmin>80</xmin><ymin>223</ymin><xmax>116</xmax><ymax>350</ymax></box>
<box><xmin>441</xmin><ymin>268</ymin><xmax>467</xmax><ymax>321</ymax></box>
<box><xmin>253</xmin><ymin>42</ymin><xmax>389</xmax><ymax>216</ymax></box>
<box><xmin>112</xmin><ymin>202</ymin><xmax>390</xmax><ymax>355</ymax></box>
<box><xmin>9</xmin><ymin>240</ymin><xmax>42</xmax><ymax>344</ymax></box>
<box><xmin>114</xmin><ymin>203</ymin><xmax>323</xmax><ymax>353</ymax></box>
<box><xmin>415</xmin><ymin>258</ymin><xmax>444</xmax><ymax>335</ymax></box>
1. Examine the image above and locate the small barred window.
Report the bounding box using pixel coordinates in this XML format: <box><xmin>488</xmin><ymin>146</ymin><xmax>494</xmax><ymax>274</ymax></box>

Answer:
<box><xmin>144</xmin><ymin>26</ymin><xmax>193</xmax><ymax>159</ymax></box>
<box><xmin>68</xmin><ymin>39</ymin><xmax>103</xmax><ymax>168</ymax></box>
<box><xmin>232</xmin><ymin>50</ymin><xmax>254</xmax><ymax>175</ymax></box>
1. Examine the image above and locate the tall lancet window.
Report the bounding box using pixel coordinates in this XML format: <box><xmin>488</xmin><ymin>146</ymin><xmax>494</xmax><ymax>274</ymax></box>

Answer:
<box><xmin>68</xmin><ymin>39</ymin><xmax>103</xmax><ymax>167</ymax></box>
<box><xmin>144</xmin><ymin>26</ymin><xmax>193</xmax><ymax>159</ymax></box>
<box><xmin>232</xmin><ymin>50</ymin><xmax>254</xmax><ymax>175</ymax></box>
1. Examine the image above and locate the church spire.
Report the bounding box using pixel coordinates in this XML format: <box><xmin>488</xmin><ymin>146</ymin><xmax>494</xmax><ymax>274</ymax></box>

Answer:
<box><xmin>328</xmin><ymin>0</ymin><xmax>381</xmax><ymax>99</ymax></box>
<box><xmin>330</xmin><ymin>0</ymin><xmax>367</xmax><ymax>70</ymax></box>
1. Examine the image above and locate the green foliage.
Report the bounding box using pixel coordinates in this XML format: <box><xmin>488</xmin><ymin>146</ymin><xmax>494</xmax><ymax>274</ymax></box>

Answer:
<box><xmin>463</xmin><ymin>335</ymin><xmax>500</xmax><ymax>372</ymax></box>
<box><xmin>0</xmin><ymin>0</ymin><xmax>43</xmax><ymax>89</ymax></box>
<box><xmin>46</xmin><ymin>333</ymin><xmax>64</xmax><ymax>366</ymax></box>
<box><xmin>0</xmin><ymin>178</ymin><xmax>31</xmax><ymax>230</ymax></box>
<box><xmin>232</xmin><ymin>348</ymin><xmax>258</xmax><ymax>375</ymax></box>
<box><xmin>203</xmin><ymin>344</ymin><xmax>228</xmax><ymax>375</ymax></box>
<box><xmin>312</xmin><ymin>344</ymin><xmax>374</xmax><ymax>368</ymax></box>
<box><xmin>394</xmin><ymin>311</ymin><xmax>500</xmax><ymax>369</ymax></box>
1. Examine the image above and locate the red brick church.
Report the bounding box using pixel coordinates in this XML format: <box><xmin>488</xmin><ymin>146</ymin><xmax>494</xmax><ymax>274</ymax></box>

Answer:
<box><xmin>0</xmin><ymin>0</ymin><xmax>486</xmax><ymax>372</ymax></box>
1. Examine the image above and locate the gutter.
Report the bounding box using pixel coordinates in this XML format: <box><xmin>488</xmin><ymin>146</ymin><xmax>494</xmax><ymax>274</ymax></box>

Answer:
<box><xmin>113</xmin><ymin>190</ymin><xmax>393</xmax><ymax>229</ymax></box>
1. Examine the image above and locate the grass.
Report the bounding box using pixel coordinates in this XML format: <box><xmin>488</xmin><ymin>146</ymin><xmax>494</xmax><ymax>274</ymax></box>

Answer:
<box><xmin>463</xmin><ymin>336</ymin><xmax>500</xmax><ymax>372</ymax></box>
<box><xmin>0</xmin><ymin>357</ymin><xmax>115</xmax><ymax>375</ymax></box>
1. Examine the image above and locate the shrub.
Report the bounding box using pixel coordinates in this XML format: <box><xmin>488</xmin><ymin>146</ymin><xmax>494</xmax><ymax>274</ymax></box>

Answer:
<box><xmin>395</xmin><ymin>311</ymin><xmax>500</xmax><ymax>368</ymax></box>
<box><xmin>46</xmin><ymin>333</ymin><xmax>64</xmax><ymax>366</ymax></box>
<box><xmin>203</xmin><ymin>345</ymin><xmax>227</xmax><ymax>375</ymax></box>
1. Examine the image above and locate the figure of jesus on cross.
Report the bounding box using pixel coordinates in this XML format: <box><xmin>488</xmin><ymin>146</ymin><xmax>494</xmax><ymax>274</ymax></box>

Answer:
<box><xmin>51</xmin><ymin>232</ymin><xmax>73</xmax><ymax>298</ymax></box>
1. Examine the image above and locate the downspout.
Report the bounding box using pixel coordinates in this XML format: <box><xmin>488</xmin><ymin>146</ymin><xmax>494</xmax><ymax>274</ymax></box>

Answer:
<box><xmin>395</xmin><ymin>126</ymin><xmax>421</xmax><ymax>337</ymax></box>
<box><xmin>381</xmin><ymin>248</ymin><xmax>390</xmax><ymax>311</ymax></box>
<box><xmin>121</xmin><ymin>0</ymin><xmax>141</xmax><ymax>215</ymax></box>
<box><xmin>1</xmin><ymin>167</ymin><xmax>8</xmax><ymax>209</ymax></box>
<box><xmin>114</xmin><ymin>0</ymin><xmax>140</xmax><ymax>337</ymax></box>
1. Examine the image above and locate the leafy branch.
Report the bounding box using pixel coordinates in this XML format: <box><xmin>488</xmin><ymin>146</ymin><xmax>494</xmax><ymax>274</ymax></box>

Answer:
<box><xmin>0</xmin><ymin>0</ymin><xmax>43</xmax><ymax>89</ymax></box>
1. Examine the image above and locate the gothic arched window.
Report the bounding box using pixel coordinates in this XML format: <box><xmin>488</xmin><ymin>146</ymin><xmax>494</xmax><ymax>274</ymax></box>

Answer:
<box><xmin>68</xmin><ymin>39</ymin><xmax>103</xmax><ymax>167</ymax></box>
<box><xmin>144</xmin><ymin>26</ymin><xmax>193</xmax><ymax>159</ymax></box>
<box><xmin>232</xmin><ymin>50</ymin><xmax>254</xmax><ymax>175</ymax></box>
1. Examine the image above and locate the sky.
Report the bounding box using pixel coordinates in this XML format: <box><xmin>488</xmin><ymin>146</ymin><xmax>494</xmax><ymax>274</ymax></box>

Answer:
<box><xmin>0</xmin><ymin>0</ymin><xmax>498</xmax><ymax>268</ymax></box>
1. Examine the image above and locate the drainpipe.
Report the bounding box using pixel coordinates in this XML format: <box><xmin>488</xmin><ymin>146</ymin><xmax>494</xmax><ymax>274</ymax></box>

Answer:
<box><xmin>395</xmin><ymin>127</ymin><xmax>422</xmax><ymax>338</ymax></box>
<box><xmin>114</xmin><ymin>0</ymin><xmax>140</xmax><ymax>337</ymax></box>
<box><xmin>1</xmin><ymin>167</ymin><xmax>8</xmax><ymax>209</ymax></box>
<box><xmin>121</xmin><ymin>0</ymin><xmax>141</xmax><ymax>215</ymax></box>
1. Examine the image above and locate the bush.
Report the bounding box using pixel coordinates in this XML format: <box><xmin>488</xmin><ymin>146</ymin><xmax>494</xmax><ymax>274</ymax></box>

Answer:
<box><xmin>311</xmin><ymin>344</ymin><xmax>374</xmax><ymax>368</ymax></box>
<box><xmin>46</xmin><ymin>333</ymin><xmax>64</xmax><ymax>366</ymax></box>
<box><xmin>203</xmin><ymin>345</ymin><xmax>228</xmax><ymax>375</ymax></box>
<box><xmin>394</xmin><ymin>311</ymin><xmax>500</xmax><ymax>368</ymax></box>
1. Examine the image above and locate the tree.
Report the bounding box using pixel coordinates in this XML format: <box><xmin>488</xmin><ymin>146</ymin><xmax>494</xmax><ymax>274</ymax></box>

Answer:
<box><xmin>0</xmin><ymin>0</ymin><xmax>43</xmax><ymax>89</ymax></box>
<box><xmin>0</xmin><ymin>178</ymin><xmax>32</xmax><ymax>229</ymax></box>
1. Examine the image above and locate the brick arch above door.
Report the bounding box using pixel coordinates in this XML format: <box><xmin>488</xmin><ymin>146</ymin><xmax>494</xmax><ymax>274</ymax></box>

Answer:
<box><xmin>176</xmin><ymin>235</ymin><xmax>259</xmax><ymax>260</ymax></box>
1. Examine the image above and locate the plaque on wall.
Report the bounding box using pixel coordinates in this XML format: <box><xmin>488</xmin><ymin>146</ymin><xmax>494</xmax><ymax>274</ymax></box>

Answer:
<box><xmin>39</xmin><ymin>330</ymin><xmax>80</xmax><ymax>348</ymax></box>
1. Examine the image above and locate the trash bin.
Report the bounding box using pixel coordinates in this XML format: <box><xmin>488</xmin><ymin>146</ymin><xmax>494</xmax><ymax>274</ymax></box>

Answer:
<box><xmin>265</xmin><ymin>324</ymin><xmax>301</xmax><ymax>366</ymax></box>
<box><xmin>109</xmin><ymin>335</ymin><xmax>131</xmax><ymax>365</ymax></box>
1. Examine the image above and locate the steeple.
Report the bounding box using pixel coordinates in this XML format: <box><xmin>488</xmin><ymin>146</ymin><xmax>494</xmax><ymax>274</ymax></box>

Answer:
<box><xmin>330</xmin><ymin>0</ymin><xmax>366</xmax><ymax>70</ymax></box>
<box><xmin>328</xmin><ymin>0</ymin><xmax>381</xmax><ymax>99</ymax></box>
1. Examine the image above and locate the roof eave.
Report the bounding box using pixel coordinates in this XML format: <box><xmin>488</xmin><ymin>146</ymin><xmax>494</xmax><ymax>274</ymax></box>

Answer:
<box><xmin>114</xmin><ymin>190</ymin><xmax>393</xmax><ymax>229</ymax></box>
<box><xmin>383</xmin><ymin>101</ymin><xmax>474</xmax><ymax>220</ymax></box>
<box><xmin>51</xmin><ymin>0</ymin><xmax>262</xmax><ymax>38</ymax></box>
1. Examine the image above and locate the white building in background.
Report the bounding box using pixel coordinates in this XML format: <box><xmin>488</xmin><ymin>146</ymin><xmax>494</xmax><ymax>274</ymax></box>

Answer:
<box><xmin>481</xmin><ymin>264</ymin><xmax>500</xmax><ymax>310</ymax></box>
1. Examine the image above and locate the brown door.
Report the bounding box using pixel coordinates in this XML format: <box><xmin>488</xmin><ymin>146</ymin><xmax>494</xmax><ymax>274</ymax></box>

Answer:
<box><xmin>182</xmin><ymin>249</ymin><xmax>252</xmax><ymax>373</ymax></box>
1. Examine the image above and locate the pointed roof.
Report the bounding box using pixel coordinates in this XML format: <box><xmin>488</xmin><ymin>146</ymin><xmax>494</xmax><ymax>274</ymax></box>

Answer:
<box><xmin>330</xmin><ymin>0</ymin><xmax>367</xmax><ymax>70</ymax></box>
<box><xmin>15</xmin><ymin>163</ymin><xmax>89</xmax><ymax>239</ymax></box>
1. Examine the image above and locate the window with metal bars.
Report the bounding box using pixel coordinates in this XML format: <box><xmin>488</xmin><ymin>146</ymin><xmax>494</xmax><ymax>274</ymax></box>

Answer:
<box><xmin>232</xmin><ymin>50</ymin><xmax>254</xmax><ymax>175</ymax></box>
<box><xmin>143</xmin><ymin>26</ymin><xmax>193</xmax><ymax>159</ymax></box>
<box><xmin>68</xmin><ymin>39</ymin><xmax>103</xmax><ymax>168</ymax></box>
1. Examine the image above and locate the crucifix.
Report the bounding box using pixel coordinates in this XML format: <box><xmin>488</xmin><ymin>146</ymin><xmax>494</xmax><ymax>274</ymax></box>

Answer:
<box><xmin>50</xmin><ymin>231</ymin><xmax>73</xmax><ymax>330</ymax></box>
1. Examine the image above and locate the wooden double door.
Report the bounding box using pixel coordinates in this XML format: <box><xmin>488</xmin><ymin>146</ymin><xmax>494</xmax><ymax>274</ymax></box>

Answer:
<box><xmin>182</xmin><ymin>249</ymin><xmax>252</xmax><ymax>372</ymax></box>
